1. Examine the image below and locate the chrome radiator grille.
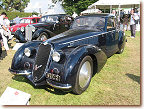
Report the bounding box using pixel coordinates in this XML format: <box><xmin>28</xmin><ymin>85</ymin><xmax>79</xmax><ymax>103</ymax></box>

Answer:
<box><xmin>25</xmin><ymin>26</ymin><xmax>33</xmax><ymax>41</ymax></box>
<box><xmin>33</xmin><ymin>44</ymin><xmax>51</xmax><ymax>82</ymax></box>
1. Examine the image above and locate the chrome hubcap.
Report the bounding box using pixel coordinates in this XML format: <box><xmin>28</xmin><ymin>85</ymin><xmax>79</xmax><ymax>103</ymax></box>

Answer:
<box><xmin>79</xmin><ymin>61</ymin><xmax>91</xmax><ymax>88</ymax></box>
<box><xmin>121</xmin><ymin>48</ymin><xmax>124</xmax><ymax>52</ymax></box>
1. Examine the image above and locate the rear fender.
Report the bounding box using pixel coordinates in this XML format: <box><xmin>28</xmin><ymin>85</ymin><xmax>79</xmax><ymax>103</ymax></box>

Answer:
<box><xmin>64</xmin><ymin>45</ymin><xmax>107</xmax><ymax>87</ymax></box>
<box><xmin>118</xmin><ymin>31</ymin><xmax>126</xmax><ymax>49</ymax></box>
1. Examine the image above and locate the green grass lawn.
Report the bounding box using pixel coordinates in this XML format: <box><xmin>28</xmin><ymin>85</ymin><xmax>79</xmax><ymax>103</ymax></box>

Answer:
<box><xmin>0</xmin><ymin>31</ymin><xmax>140</xmax><ymax>105</ymax></box>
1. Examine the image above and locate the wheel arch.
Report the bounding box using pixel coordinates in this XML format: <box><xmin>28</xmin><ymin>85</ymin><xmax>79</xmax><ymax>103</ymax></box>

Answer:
<box><xmin>32</xmin><ymin>28</ymin><xmax>55</xmax><ymax>40</ymax></box>
<box><xmin>64</xmin><ymin>45</ymin><xmax>107</xmax><ymax>87</ymax></box>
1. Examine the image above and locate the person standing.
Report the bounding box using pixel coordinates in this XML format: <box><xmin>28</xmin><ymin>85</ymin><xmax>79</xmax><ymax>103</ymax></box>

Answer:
<box><xmin>120</xmin><ymin>9</ymin><xmax>124</xmax><ymax>31</ymax></box>
<box><xmin>0</xmin><ymin>12</ymin><xmax>9</xmax><ymax>51</ymax></box>
<box><xmin>130</xmin><ymin>9</ymin><xmax>136</xmax><ymax>38</ymax></box>
<box><xmin>13</xmin><ymin>16</ymin><xmax>20</xmax><ymax>24</ymax></box>
<box><xmin>4</xmin><ymin>17</ymin><xmax>13</xmax><ymax>40</ymax></box>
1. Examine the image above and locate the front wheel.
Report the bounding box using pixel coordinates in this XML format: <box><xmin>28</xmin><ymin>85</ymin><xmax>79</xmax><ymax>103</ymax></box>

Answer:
<box><xmin>72</xmin><ymin>56</ymin><xmax>93</xmax><ymax>95</ymax></box>
<box><xmin>37</xmin><ymin>32</ymin><xmax>48</xmax><ymax>41</ymax></box>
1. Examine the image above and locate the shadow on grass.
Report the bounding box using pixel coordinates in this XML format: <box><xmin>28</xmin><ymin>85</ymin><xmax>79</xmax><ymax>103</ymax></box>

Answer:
<box><xmin>126</xmin><ymin>73</ymin><xmax>140</xmax><ymax>84</ymax></box>
<box><xmin>0</xmin><ymin>50</ymin><xmax>7</xmax><ymax>60</ymax></box>
<box><xmin>12</xmin><ymin>75</ymin><xmax>69</xmax><ymax>95</ymax></box>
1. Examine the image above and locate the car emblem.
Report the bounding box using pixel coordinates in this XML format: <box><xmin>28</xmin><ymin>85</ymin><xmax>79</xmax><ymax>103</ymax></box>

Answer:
<box><xmin>34</xmin><ymin>65</ymin><xmax>42</xmax><ymax>71</ymax></box>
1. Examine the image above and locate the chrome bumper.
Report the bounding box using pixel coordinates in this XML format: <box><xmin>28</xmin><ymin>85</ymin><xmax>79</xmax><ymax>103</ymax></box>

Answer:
<box><xmin>46</xmin><ymin>79</ymin><xmax>72</xmax><ymax>90</ymax></box>
<box><xmin>9</xmin><ymin>68</ymin><xmax>31</xmax><ymax>76</ymax></box>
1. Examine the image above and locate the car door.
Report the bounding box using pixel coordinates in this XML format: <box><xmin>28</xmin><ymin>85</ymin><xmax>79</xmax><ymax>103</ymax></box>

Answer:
<box><xmin>31</xmin><ymin>18</ymin><xmax>37</xmax><ymax>24</ymax></box>
<box><xmin>106</xmin><ymin>17</ymin><xmax>119</xmax><ymax>57</ymax></box>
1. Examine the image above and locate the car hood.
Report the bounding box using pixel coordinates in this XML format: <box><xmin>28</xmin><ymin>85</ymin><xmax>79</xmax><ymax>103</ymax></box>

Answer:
<box><xmin>45</xmin><ymin>29</ymin><xmax>102</xmax><ymax>49</ymax></box>
<box><xmin>12</xmin><ymin>23</ymin><xmax>28</xmax><ymax>28</ymax></box>
<box><xmin>31</xmin><ymin>22</ymin><xmax>55</xmax><ymax>28</ymax></box>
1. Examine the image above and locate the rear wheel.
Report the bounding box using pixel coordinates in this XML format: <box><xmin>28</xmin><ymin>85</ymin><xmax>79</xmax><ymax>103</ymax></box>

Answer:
<box><xmin>72</xmin><ymin>56</ymin><xmax>93</xmax><ymax>95</ymax></box>
<box><xmin>37</xmin><ymin>32</ymin><xmax>48</xmax><ymax>41</ymax></box>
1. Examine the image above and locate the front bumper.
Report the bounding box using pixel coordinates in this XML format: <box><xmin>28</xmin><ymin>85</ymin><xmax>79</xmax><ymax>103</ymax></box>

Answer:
<box><xmin>9</xmin><ymin>68</ymin><xmax>31</xmax><ymax>75</ymax></box>
<box><xmin>46</xmin><ymin>79</ymin><xmax>72</xmax><ymax>90</ymax></box>
<box><xmin>9</xmin><ymin>69</ymin><xmax>72</xmax><ymax>90</ymax></box>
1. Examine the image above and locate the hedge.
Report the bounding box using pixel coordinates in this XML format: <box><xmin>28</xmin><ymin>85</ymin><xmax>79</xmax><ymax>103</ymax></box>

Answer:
<box><xmin>0</xmin><ymin>11</ymin><xmax>34</xmax><ymax>20</ymax></box>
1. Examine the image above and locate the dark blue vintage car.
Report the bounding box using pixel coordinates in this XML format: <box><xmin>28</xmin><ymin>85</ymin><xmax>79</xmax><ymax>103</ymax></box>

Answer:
<box><xmin>9</xmin><ymin>14</ymin><xmax>126</xmax><ymax>94</ymax></box>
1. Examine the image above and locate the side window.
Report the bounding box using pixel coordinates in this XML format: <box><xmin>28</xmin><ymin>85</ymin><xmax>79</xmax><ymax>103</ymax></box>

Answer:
<box><xmin>31</xmin><ymin>19</ymin><xmax>36</xmax><ymax>23</ymax></box>
<box><xmin>107</xmin><ymin>17</ymin><xmax>115</xmax><ymax>30</ymax></box>
<box><xmin>60</xmin><ymin>16</ymin><xmax>65</xmax><ymax>23</ymax></box>
<box><xmin>37</xmin><ymin>18</ymin><xmax>40</xmax><ymax>23</ymax></box>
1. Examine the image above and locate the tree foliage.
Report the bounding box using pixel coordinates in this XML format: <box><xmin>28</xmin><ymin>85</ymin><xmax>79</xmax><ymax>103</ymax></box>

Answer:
<box><xmin>0</xmin><ymin>0</ymin><xmax>30</xmax><ymax>12</ymax></box>
<box><xmin>62</xmin><ymin>0</ymin><xmax>98</xmax><ymax>15</ymax></box>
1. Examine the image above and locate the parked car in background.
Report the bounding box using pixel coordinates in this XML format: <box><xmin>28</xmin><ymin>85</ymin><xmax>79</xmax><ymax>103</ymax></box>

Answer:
<box><xmin>14</xmin><ymin>14</ymin><xmax>74</xmax><ymax>43</ymax></box>
<box><xmin>9</xmin><ymin>14</ymin><xmax>126</xmax><ymax>94</ymax></box>
<box><xmin>10</xmin><ymin>17</ymin><xmax>40</xmax><ymax>35</ymax></box>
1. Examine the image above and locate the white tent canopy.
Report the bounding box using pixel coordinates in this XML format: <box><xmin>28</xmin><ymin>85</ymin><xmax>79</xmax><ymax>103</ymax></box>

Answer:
<box><xmin>88</xmin><ymin>0</ymin><xmax>140</xmax><ymax>9</ymax></box>
<box><xmin>43</xmin><ymin>1</ymin><xmax>66</xmax><ymax>16</ymax></box>
<box><xmin>81</xmin><ymin>9</ymin><xmax>101</xmax><ymax>14</ymax></box>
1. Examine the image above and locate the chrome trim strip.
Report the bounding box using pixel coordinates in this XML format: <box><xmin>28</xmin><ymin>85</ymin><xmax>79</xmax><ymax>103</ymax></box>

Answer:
<box><xmin>9</xmin><ymin>69</ymin><xmax>31</xmax><ymax>76</ymax></box>
<box><xmin>59</xmin><ymin>31</ymin><xmax>116</xmax><ymax>45</ymax></box>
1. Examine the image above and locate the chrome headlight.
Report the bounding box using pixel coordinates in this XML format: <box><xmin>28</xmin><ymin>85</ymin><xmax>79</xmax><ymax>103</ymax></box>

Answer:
<box><xmin>24</xmin><ymin>48</ymin><xmax>31</xmax><ymax>57</ymax></box>
<box><xmin>32</xmin><ymin>27</ymin><xmax>35</xmax><ymax>32</ymax></box>
<box><xmin>21</xmin><ymin>27</ymin><xmax>24</xmax><ymax>32</ymax></box>
<box><xmin>52</xmin><ymin>51</ymin><xmax>61</xmax><ymax>62</ymax></box>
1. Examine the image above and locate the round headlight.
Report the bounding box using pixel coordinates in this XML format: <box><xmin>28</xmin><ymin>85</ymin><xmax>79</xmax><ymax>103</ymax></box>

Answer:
<box><xmin>24</xmin><ymin>48</ymin><xmax>31</xmax><ymax>57</ymax></box>
<box><xmin>52</xmin><ymin>52</ymin><xmax>61</xmax><ymax>62</ymax></box>
<box><xmin>32</xmin><ymin>27</ymin><xmax>35</xmax><ymax>32</ymax></box>
<box><xmin>21</xmin><ymin>27</ymin><xmax>24</xmax><ymax>32</ymax></box>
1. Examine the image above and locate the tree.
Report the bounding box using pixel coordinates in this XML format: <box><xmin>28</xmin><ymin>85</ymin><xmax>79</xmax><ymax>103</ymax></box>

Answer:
<box><xmin>62</xmin><ymin>0</ymin><xmax>98</xmax><ymax>15</ymax></box>
<box><xmin>1</xmin><ymin>0</ymin><xmax>30</xmax><ymax>12</ymax></box>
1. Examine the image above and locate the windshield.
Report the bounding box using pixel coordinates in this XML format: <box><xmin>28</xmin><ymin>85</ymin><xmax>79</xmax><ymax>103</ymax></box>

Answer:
<box><xmin>20</xmin><ymin>19</ymin><xmax>31</xmax><ymax>23</ymax></box>
<box><xmin>71</xmin><ymin>16</ymin><xmax>105</xmax><ymax>31</ymax></box>
<box><xmin>39</xmin><ymin>15</ymin><xmax>59</xmax><ymax>23</ymax></box>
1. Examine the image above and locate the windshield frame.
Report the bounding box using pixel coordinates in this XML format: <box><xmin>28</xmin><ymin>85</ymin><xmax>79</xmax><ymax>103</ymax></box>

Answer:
<box><xmin>71</xmin><ymin>16</ymin><xmax>106</xmax><ymax>31</ymax></box>
<box><xmin>39</xmin><ymin>15</ymin><xmax>59</xmax><ymax>23</ymax></box>
<box><xmin>20</xmin><ymin>19</ymin><xmax>31</xmax><ymax>24</ymax></box>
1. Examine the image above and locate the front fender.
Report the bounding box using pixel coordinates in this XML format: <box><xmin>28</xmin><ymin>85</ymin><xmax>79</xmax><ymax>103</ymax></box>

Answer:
<box><xmin>32</xmin><ymin>28</ymin><xmax>55</xmax><ymax>40</ymax></box>
<box><xmin>11</xmin><ymin>41</ymin><xmax>42</xmax><ymax>71</ymax></box>
<box><xmin>64</xmin><ymin>45</ymin><xmax>107</xmax><ymax>87</ymax></box>
<box><xmin>15</xmin><ymin>30</ymin><xmax>26</xmax><ymax>43</ymax></box>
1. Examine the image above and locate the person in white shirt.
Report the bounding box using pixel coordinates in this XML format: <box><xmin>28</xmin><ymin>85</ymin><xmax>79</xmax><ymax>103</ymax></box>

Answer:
<box><xmin>130</xmin><ymin>9</ymin><xmax>136</xmax><ymax>38</ymax></box>
<box><xmin>0</xmin><ymin>12</ymin><xmax>9</xmax><ymax>51</ymax></box>
<box><xmin>3</xmin><ymin>17</ymin><xmax>13</xmax><ymax>40</ymax></box>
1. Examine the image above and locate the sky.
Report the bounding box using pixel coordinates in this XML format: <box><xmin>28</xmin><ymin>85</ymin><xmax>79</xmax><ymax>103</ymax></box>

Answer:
<box><xmin>24</xmin><ymin>0</ymin><xmax>53</xmax><ymax>13</ymax></box>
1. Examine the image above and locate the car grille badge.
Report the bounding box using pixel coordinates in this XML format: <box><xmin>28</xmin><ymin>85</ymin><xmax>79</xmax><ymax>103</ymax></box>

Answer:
<box><xmin>34</xmin><ymin>65</ymin><xmax>42</xmax><ymax>71</ymax></box>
